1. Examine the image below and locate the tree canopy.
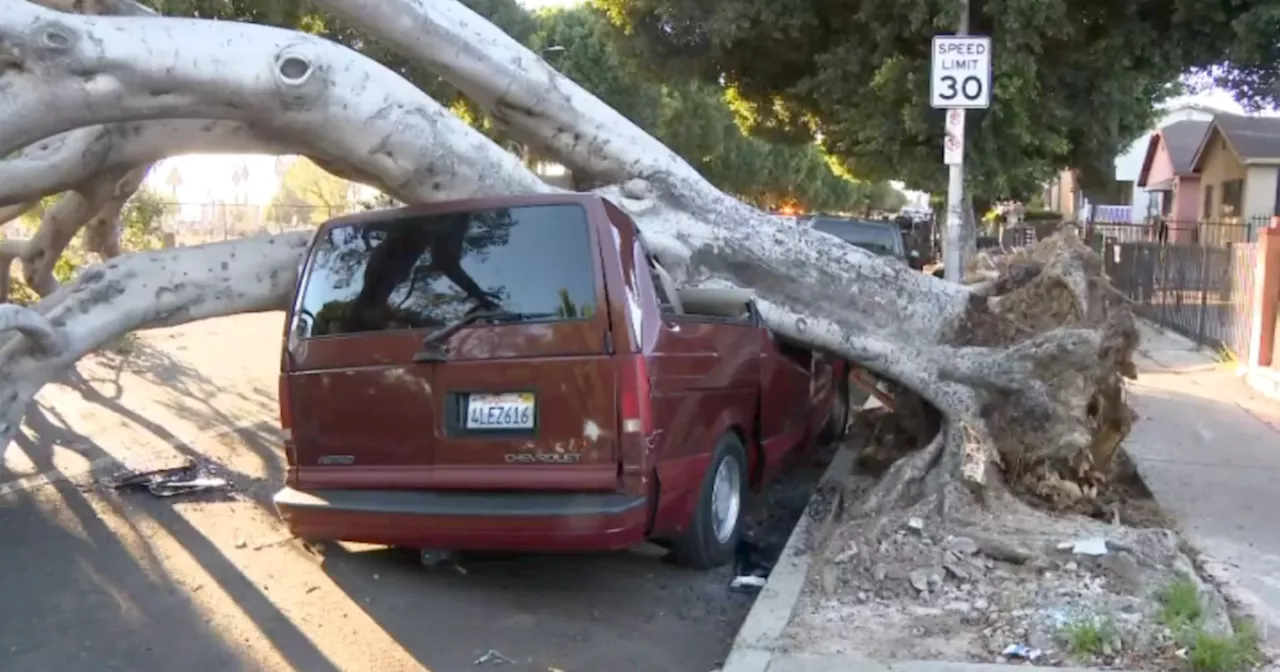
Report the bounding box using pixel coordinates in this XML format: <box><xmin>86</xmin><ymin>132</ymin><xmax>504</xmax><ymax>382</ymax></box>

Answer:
<box><xmin>529</xmin><ymin>5</ymin><xmax>906</xmax><ymax>213</ymax></box>
<box><xmin>597</xmin><ymin>0</ymin><xmax>1279</xmax><ymax>200</ymax></box>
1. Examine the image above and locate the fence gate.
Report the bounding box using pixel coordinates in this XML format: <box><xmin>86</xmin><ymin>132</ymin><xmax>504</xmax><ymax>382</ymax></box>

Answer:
<box><xmin>1227</xmin><ymin>243</ymin><xmax>1259</xmax><ymax>360</ymax></box>
<box><xmin>1104</xmin><ymin>240</ymin><xmax>1259</xmax><ymax>358</ymax></box>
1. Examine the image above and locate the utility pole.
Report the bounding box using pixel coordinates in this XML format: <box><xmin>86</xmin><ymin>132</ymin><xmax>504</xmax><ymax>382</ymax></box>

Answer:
<box><xmin>930</xmin><ymin>0</ymin><xmax>989</xmax><ymax>282</ymax></box>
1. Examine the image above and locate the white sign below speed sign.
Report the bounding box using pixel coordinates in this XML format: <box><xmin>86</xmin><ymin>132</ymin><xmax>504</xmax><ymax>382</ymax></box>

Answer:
<box><xmin>930</xmin><ymin>35</ymin><xmax>992</xmax><ymax>109</ymax></box>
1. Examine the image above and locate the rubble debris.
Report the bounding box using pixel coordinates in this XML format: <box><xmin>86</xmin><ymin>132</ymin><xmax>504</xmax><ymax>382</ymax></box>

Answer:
<box><xmin>966</xmin><ymin>531</ymin><xmax>1034</xmax><ymax>565</ymax></box>
<box><xmin>107</xmin><ymin>461</ymin><xmax>230</xmax><ymax>497</ymax></box>
<box><xmin>1000</xmin><ymin>643</ymin><xmax>1043</xmax><ymax>661</ymax></box>
<box><xmin>473</xmin><ymin>649</ymin><xmax>518</xmax><ymax>665</ymax></box>
<box><xmin>1058</xmin><ymin>536</ymin><xmax>1109</xmax><ymax>556</ymax></box>
<box><xmin>730</xmin><ymin>575</ymin><xmax>768</xmax><ymax>594</ymax></box>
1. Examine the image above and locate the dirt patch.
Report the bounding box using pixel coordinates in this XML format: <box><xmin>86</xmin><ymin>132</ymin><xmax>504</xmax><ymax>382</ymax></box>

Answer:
<box><xmin>778</xmin><ymin>409</ymin><xmax>1257</xmax><ymax>670</ymax></box>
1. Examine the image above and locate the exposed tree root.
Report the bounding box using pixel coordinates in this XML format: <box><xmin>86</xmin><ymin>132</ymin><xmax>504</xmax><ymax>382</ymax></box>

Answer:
<box><xmin>846</xmin><ymin>231</ymin><xmax>1139</xmax><ymax>527</ymax></box>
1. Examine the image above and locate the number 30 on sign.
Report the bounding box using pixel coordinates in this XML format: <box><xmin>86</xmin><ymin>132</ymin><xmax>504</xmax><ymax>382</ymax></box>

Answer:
<box><xmin>930</xmin><ymin>35</ymin><xmax>992</xmax><ymax>109</ymax></box>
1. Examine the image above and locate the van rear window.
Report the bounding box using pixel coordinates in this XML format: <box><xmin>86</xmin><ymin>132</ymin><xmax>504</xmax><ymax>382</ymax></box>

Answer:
<box><xmin>296</xmin><ymin>204</ymin><xmax>598</xmax><ymax>337</ymax></box>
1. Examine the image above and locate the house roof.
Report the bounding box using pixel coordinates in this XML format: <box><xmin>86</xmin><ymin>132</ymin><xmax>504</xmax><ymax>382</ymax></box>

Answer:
<box><xmin>1137</xmin><ymin>120</ymin><xmax>1210</xmax><ymax>187</ymax></box>
<box><xmin>1191</xmin><ymin>114</ymin><xmax>1280</xmax><ymax>172</ymax></box>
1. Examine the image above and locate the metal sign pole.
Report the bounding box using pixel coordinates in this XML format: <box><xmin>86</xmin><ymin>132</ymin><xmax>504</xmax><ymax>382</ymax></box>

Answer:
<box><xmin>930</xmin><ymin>6</ymin><xmax>990</xmax><ymax>284</ymax></box>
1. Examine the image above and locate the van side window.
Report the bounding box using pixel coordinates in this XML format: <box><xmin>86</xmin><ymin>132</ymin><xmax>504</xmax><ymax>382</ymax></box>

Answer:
<box><xmin>295</xmin><ymin>204</ymin><xmax>599</xmax><ymax>338</ymax></box>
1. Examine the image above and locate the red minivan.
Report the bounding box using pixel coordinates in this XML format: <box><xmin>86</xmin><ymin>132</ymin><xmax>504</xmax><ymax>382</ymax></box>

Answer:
<box><xmin>273</xmin><ymin>194</ymin><xmax>850</xmax><ymax>568</ymax></box>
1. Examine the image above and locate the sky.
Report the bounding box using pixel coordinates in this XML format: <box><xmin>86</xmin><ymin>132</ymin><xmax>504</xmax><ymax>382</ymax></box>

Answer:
<box><xmin>141</xmin><ymin>0</ymin><xmax>1273</xmax><ymax>206</ymax></box>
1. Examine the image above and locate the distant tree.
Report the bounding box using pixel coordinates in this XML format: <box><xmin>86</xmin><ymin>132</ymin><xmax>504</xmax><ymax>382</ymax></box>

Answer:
<box><xmin>268</xmin><ymin>157</ymin><xmax>356</xmax><ymax>226</ymax></box>
<box><xmin>598</xmin><ymin>0</ymin><xmax>1280</xmax><ymax>200</ymax></box>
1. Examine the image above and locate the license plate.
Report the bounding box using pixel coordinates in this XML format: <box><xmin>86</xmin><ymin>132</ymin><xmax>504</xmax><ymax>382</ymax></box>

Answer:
<box><xmin>466</xmin><ymin>392</ymin><xmax>535</xmax><ymax>430</ymax></box>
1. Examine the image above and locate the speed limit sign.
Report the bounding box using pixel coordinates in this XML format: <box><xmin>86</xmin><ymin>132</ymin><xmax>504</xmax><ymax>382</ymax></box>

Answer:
<box><xmin>930</xmin><ymin>35</ymin><xmax>992</xmax><ymax>109</ymax></box>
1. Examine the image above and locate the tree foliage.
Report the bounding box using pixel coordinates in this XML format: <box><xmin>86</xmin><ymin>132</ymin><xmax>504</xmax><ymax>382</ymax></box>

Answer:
<box><xmin>529</xmin><ymin>5</ymin><xmax>906</xmax><ymax>213</ymax></box>
<box><xmin>268</xmin><ymin>157</ymin><xmax>356</xmax><ymax>226</ymax></box>
<box><xmin>597</xmin><ymin>0</ymin><xmax>1278</xmax><ymax>200</ymax></box>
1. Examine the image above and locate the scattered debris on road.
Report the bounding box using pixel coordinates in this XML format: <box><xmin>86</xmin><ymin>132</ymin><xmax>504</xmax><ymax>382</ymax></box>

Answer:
<box><xmin>473</xmin><ymin>649</ymin><xmax>518</xmax><ymax>665</ymax></box>
<box><xmin>106</xmin><ymin>461</ymin><xmax>230</xmax><ymax>497</ymax></box>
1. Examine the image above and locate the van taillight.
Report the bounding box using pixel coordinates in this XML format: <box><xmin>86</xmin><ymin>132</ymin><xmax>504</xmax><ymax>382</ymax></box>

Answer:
<box><xmin>618</xmin><ymin>355</ymin><xmax>653</xmax><ymax>435</ymax></box>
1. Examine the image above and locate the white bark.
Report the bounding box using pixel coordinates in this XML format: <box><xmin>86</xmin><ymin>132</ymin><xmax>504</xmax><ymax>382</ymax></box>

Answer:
<box><xmin>0</xmin><ymin>3</ymin><xmax>552</xmax><ymax>199</ymax></box>
<box><xmin>0</xmin><ymin>121</ymin><xmax>283</xmax><ymax>208</ymax></box>
<box><xmin>0</xmin><ymin>0</ymin><xmax>1134</xmax><ymax>515</ymax></box>
<box><xmin>310</xmin><ymin>0</ymin><xmax>714</xmax><ymax>192</ymax></box>
<box><xmin>0</xmin><ymin>203</ymin><xmax>36</xmax><ymax>226</ymax></box>
<box><xmin>0</xmin><ymin>233</ymin><xmax>310</xmax><ymax>442</ymax></box>
<box><xmin>19</xmin><ymin>169</ymin><xmax>137</xmax><ymax>296</ymax></box>
<box><xmin>82</xmin><ymin>164</ymin><xmax>149</xmax><ymax>259</ymax></box>
<box><xmin>0</xmin><ymin>239</ymin><xmax>25</xmax><ymax>303</ymax></box>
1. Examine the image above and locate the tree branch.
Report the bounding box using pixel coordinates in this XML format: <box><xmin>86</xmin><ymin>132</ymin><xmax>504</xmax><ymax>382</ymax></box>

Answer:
<box><xmin>83</xmin><ymin>164</ymin><xmax>149</xmax><ymax>259</ymax></box>
<box><xmin>0</xmin><ymin>3</ymin><xmax>554</xmax><ymax>201</ymax></box>
<box><xmin>311</xmin><ymin>0</ymin><xmax>713</xmax><ymax>191</ymax></box>
<box><xmin>0</xmin><ymin>238</ymin><xmax>25</xmax><ymax>303</ymax></box>
<box><xmin>0</xmin><ymin>304</ymin><xmax>66</xmax><ymax>356</ymax></box>
<box><xmin>0</xmin><ymin>121</ymin><xmax>285</xmax><ymax>208</ymax></box>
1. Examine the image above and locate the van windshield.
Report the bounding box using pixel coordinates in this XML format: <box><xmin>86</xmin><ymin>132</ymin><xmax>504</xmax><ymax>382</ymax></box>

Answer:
<box><xmin>296</xmin><ymin>203</ymin><xmax>598</xmax><ymax>337</ymax></box>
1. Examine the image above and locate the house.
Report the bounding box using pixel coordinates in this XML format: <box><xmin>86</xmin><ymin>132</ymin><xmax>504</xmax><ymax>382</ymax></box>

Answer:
<box><xmin>1188</xmin><ymin>114</ymin><xmax>1280</xmax><ymax>243</ymax></box>
<box><xmin>1042</xmin><ymin>105</ymin><xmax>1218</xmax><ymax>222</ymax></box>
<box><xmin>1135</xmin><ymin>119</ymin><xmax>1212</xmax><ymax>240</ymax></box>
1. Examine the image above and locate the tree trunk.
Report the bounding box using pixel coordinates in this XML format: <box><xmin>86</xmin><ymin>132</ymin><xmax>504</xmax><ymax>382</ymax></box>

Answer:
<box><xmin>0</xmin><ymin>0</ymin><xmax>1138</xmax><ymax>518</ymax></box>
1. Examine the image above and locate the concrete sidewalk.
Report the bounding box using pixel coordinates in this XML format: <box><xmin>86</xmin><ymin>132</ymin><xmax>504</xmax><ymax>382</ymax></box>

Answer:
<box><xmin>1127</xmin><ymin>322</ymin><xmax>1280</xmax><ymax>649</ymax></box>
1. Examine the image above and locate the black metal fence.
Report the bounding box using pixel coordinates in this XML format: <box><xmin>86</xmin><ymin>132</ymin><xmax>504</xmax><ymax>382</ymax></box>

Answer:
<box><xmin>1087</xmin><ymin>217</ymin><xmax>1265</xmax><ymax>249</ymax></box>
<box><xmin>1103</xmin><ymin>235</ymin><xmax>1260</xmax><ymax>356</ymax></box>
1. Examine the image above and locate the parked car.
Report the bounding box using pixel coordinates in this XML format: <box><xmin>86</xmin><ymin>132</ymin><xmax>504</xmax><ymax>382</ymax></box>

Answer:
<box><xmin>272</xmin><ymin>194</ymin><xmax>851</xmax><ymax>569</ymax></box>
<box><xmin>810</xmin><ymin>215</ymin><xmax>922</xmax><ymax>268</ymax></box>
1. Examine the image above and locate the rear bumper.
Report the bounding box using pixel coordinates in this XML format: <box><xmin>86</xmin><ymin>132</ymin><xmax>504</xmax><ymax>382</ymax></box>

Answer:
<box><xmin>273</xmin><ymin>487</ymin><xmax>650</xmax><ymax>552</ymax></box>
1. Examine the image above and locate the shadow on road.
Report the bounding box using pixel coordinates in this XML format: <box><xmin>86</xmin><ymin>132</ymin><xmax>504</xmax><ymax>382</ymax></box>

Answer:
<box><xmin>315</xmin><ymin>542</ymin><xmax>750</xmax><ymax>671</ymax></box>
<box><xmin>0</xmin><ymin>423</ymin><xmax>342</xmax><ymax>672</ymax></box>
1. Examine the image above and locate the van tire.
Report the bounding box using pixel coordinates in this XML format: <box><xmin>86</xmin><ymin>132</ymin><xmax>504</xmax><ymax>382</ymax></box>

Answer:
<box><xmin>671</xmin><ymin>434</ymin><xmax>747</xmax><ymax>569</ymax></box>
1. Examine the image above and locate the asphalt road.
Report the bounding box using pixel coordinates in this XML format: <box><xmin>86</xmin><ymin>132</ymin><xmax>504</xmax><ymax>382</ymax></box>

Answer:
<box><xmin>0</xmin><ymin>314</ymin><xmax>828</xmax><ymax>672</ymax></box>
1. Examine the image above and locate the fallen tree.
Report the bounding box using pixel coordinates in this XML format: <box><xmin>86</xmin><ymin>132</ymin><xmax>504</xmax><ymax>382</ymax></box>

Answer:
<box><xmin>0</xmin><ymin>0</ymin><xmax>1136</xmax><ymax>520</ymax></box>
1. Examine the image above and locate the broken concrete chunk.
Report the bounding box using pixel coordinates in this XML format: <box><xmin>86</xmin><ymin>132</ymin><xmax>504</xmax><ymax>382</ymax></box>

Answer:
<box><xmin>944</xmin><ymin>535</ymin><xmax>979</xmax><ymax>555</ymax></box>
<box><xmin>944</xmin><ymin>561</ymin><xmax>972</xmax><ymax>581</ymax></box>
<box><xmin>909</xmin><ymin>569</ymin><xmax>930</xmax><ymax>592</ymax></box>
<box><xmin>834</xmin><ymin>541</ymin><xmax>860</xmax><ymax>563</ymax></box>
<box><xmin>967</xmin><ymin>532</ymin><xmax>1034</xmax><ymax>565</ymax></box>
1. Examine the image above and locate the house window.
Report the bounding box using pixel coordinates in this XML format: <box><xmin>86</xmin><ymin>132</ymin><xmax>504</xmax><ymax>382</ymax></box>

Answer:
<box><xmin>1203</xmin><ymin>185</ymin><xmax>1215</xmax><ymax>219</ymax></box>
<box><xmin>1221</xmin><ymin>179</ymin><xmax>1244</xmax><ymax>218</ymax></box>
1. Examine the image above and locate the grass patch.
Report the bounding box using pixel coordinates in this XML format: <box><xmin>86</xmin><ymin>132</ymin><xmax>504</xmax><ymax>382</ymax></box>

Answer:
<box><xmin>1156</xmin><ymin>577</ymin><xmax>1263</xmax><ymax>671</ymax></box>
<box><xmin>1186</xmin><ymin>621</ymin><xmax>1261</xmax><ymax>672</ymax></box>
<box><xmin>1161</xmin><ymin>577</ymin><xmax>1204</xmax><ymax>628</ymax></box>
<box><xmin>1060</xmin><ymin>616</ymin><xmax>1119</xmax><ymax>657</ymax></box>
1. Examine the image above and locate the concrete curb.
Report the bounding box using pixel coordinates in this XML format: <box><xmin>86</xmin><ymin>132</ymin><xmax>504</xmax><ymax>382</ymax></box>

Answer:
<box><xmin>722</xmin><ymin>441</ymin><xmax>857</xmax><ymax>672</ymax></box>
<box><xmin>1243</xmin><ymin>366</ymin><xmax>1280</xmax><ymax>402</ymax></box>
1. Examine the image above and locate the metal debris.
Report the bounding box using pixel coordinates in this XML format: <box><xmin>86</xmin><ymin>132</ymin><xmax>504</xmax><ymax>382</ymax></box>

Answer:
<box><xmin>1001</xmin><ymin>643</ymin><xmax>1043</xmax><ymax>661</ymax></box>
<box><xmin>474</xmin><ymin>649</ymin><xmax>518</xmax><ymax>665</ymax></box>
<box><xmin>729</xmin><ymin>575</ymin><xmax>768</xmax><ymax>593</ymax></box>
<box><xmin>107</xmin><ymin>462</ymin><xmax>230</xmax><ymax>497</ymax></box>
<box><xmin>1057</xmin><ymin>536</ymin><xmax>1109</xmax><ymax>556</ymax></box>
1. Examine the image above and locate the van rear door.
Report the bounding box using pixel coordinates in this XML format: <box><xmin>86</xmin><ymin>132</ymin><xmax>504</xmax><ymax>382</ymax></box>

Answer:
<box><xmin>427</xmin><ymin>203</ymin><xmax>618</xmax><ymax>491</ymax></box>
<box><xmin>285</xmin><ymin>201</ymin><xmax>617</xmax><ymax>492</ymax></box>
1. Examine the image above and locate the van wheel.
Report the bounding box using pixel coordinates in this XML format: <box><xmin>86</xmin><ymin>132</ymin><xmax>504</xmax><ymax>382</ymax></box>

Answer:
<box><xmin>672</xmin><ymin>434</ymin><xmax>747</xmax><ymax>569</ymax></box>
